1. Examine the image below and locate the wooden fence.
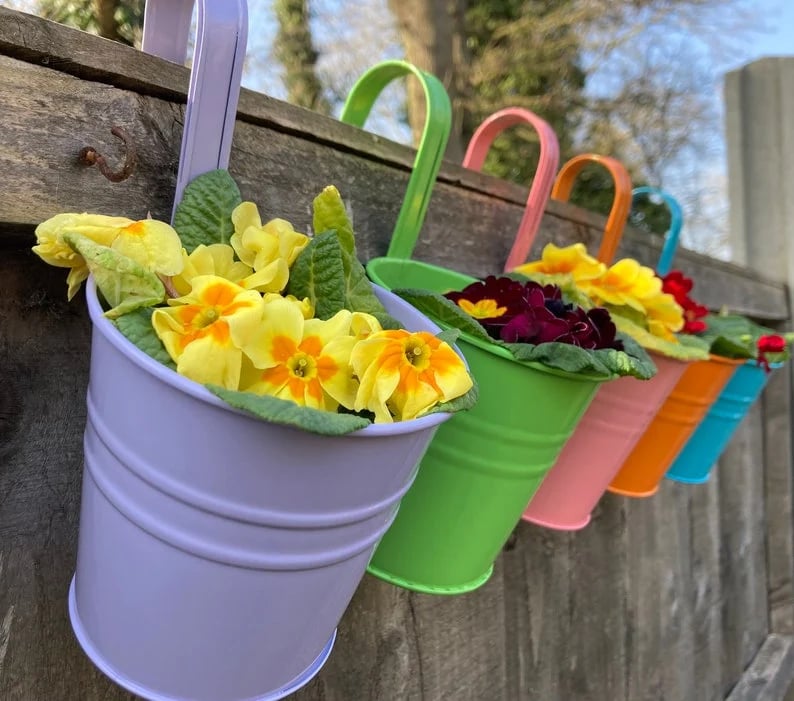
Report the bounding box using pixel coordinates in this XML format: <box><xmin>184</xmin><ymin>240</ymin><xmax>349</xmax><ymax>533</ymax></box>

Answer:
<box><xmin>1</xmin><ymin>9</ymin><xmax>793</xmax><ymax>700</ymax></box>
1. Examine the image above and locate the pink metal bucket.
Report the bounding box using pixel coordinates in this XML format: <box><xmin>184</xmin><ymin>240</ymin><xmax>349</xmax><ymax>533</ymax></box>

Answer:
<box><xmin>522</xmin><ymin>353</ymin><xmax>687</xmax><ymax>529</ymax></box>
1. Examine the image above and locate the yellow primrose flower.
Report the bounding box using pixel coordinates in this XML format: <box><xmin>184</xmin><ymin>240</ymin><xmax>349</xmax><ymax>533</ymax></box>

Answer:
<box><xmin>172</xmin><ymin>243</ymin><xmax>254</xmax><ymax>296</ymax></box>
<box><xmin>33</xmin><ymin>213</ymin><xmax>134</xmax><ymax>299</ymax></box>
<box><xmin>230</xmin><ymin>202</ymin><xmax>310</xmax><ymax>293</ymax></box>
<box><xmin>241</xmin><ymin>298</ymin><xmax>358</xmax><ymax>411</ymax></box>
<box><xmin>584</xmin><ymin>259</ymin><xmax>663</xmax><ymax>312</ymax></box>
<box><xmin>111</xmin><ymin>219</ymin><xmax>183</xmax><ymax>278</ymax></box>
<box><xmin>350</xmin><ymin>330</ymin><xmax>473</xmax><ymax>423</ymax></box>
<box><xmin>513</xmin><ymin>243</ymin><xmax>606</xmax><ymax>285</ymax></box>
<box><xmin>350</xmin><ymin>312</ymin><xmax>383</xmax><ymax>339</ymax></box>
<box><xmin>152</xmin><ymin>275</ymin><xmax>265</xmax><ymax>390</ymax></box>
<box><xmin>644</xmin><ymin>292</ymin><xmax>686</xmax><ymax>340</ymax></box>
<box><xmin>262</xmin><ymin>292</ymin><xmax>315</xmax><ymax>320</ymax></box>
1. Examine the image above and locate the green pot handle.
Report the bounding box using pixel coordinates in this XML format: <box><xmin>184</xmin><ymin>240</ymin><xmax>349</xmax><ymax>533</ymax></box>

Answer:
<box><xmin>340</xmin><ymin>60</ymin><xmax>452</xmax><ymax>260</ymax></box>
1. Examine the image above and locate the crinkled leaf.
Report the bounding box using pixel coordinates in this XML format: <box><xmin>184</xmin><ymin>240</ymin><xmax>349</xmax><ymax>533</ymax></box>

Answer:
<box><xmin>699</xmin><ymin>313</ymin><xmax>791</xmax><ymax>361</ymax></box>
<box><xmin>393</xmin><ymin>288</ymin><xmax>495</xmax><ymax>344</ymax></box>
<box><xmin>613</xmin><ymin>315</ymin><xmax>710</xmax><ymax>360</ymax></box>
<box><xmin>113</xmin><ymin>308</ymin><xmax>176</xmax><ymax>370</ymax></box>
<box><xmin>173</xmin><ymin>170</ymin><xmax>241</xmax><ymax>252</ymax></box>
<box><xmin>611</xmin><ymin>333</ymin><xmax>657</xmax><ymax>379</ymax></box>
<box><xmin>503</xmin><ymin>341</ymin><xmax>613</xmax><ymax>378</ymax></box>
<box><xmin>313</xmin><ymin>186</ymin><xmax>355</xmax><ymax>255</ymax></box>
<box><xmin>64</xmin><ymin>233</ymin><xmax>164</xmax><ymax>318</ymax></box>
<box><xmin>287</xmin><ymin>229</ymin><xmax>391</xmax><ymax>320</ymax></box>
<box><xmin>285</xmin><ymin>230</ymin><xmax>346</xmax><ymax>318</ymax></box>
<box><xmin>207</xmin><ymin>385</ymin><xmax>371</xmax><ymax>435</ymax></box>
<box><xmin>424</xmin><ymin>379</ymin><xmax>479</xmax><ymax>416</ymax></box>
<box><xmin>340</xmin><ymin>245</ymin><xmax>391</xmax><ymax>317</ymax></box>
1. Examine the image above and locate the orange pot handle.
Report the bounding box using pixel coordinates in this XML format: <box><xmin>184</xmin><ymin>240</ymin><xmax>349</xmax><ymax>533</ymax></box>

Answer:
<box><xmin>551</xmin><ymin>154</ymin><xmax>632</xmax><ymax>264</ymax></box>
<box><xmin>462</xmin><ymin>108</ymin><xmax>560</xmax><ymax>271</ymax></box>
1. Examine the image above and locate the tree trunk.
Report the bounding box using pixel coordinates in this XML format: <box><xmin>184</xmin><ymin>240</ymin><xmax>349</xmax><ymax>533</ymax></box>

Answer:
<box><xmin>94</xmin><ymin>0</ymin><xmax>122</xmax><ymax>42</ymax></box>
<box><xmin>388</xmin><ymin>0</ymin><xmax>468</xmax><ymax>162</ymax></box>
<box><xmin>274</xmin><ymin>0</ymin><xmax>330</xmax><ymax>115</ymax></box>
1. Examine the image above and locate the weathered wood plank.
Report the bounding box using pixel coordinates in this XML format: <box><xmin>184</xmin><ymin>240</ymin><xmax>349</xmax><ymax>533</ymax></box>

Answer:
<box><xmin>720</xmin><ymin>405</ymin><xmax>771</xmax><ymax>697</ymax></box>
<box><xmin>762</xmin><ymin>362</ymin><xmax>794</xmax><ymax>634</ymax></box>
<box><xmin>725</xmin><ymin>634</ymin><xmax>794</xmax><ymax>701</ymax></box>
<box><xmin>690</xmin><ymin>471</ymin><xmax>726</xmax><ymax>701</ymax></box>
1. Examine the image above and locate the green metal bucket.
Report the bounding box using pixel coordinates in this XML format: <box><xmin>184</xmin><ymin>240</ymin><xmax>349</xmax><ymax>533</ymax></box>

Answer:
<box><xmin>366</xmin><ymin>260</ymin><xmax>607</xmax><ymax>593</ymax></box>
<box><xmin>342</xmin><ymin>72</ymin><xmax>607</xmax><ymax>593</ymax></box>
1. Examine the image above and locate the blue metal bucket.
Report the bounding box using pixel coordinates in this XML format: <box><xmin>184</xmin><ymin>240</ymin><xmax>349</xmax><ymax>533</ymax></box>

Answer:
<box><xmin>665</xmin><ymin>359</ymin><xmax>780</xmax><ymax>484</ymax></box>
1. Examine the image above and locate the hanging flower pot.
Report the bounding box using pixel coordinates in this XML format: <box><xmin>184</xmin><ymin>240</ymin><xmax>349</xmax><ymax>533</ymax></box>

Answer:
<box><xmin>344</xmin><ymin>104</ymin><xmax>651</xmax><ymax>591</ymax></box>
<box><xmin>666</xmin><ymin>357</ymin><xmax>782</xmax><ymax>483</ymax></box>
<box><xmin>35</xmin><ymin>42</ymin><xmax>475</xmax><ymax>695</ymax></box>
<box><xmin>514</xmin><ymin>166</ymin><xmax>707</xmax><ymax>529</ymax></box>
<box><xmin>68</xmin><ymin>275</ymin><xmax>458</xmax><ymax>701</ymax></box>
<box><xmin>606</xmin><ymin>188</ymin><xmax>792</xmax><ymax>495</ymax></box>
<box><xmin>609</xmin><ymin>353</ymin><xmax>743</xmax><ymax>496</ymax></box>
<box><xmin>35</xmin><ymin>175</ymin><xmax>474</xmax><ymax>701</ymax></box>
<box><xmin>664</xmin><ymin>311</ymin><xmax>792</xmax><ymax>483</ymax></box>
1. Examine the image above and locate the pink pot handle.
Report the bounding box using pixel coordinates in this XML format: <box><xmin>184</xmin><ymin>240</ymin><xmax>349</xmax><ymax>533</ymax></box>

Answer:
<box><xmin>141</xmin><ymin>0</ymin><xmax>248</xmax><ymax>219</ymax></box>
<box><xmin>462</xmin><ymin>108</ymin><xmax>560</xmax><ymax>271</ymax></box>
<box><xmin>551</xmin><ymin>154</ymin><xmax>632</xmax><ymax>264</ymax></box>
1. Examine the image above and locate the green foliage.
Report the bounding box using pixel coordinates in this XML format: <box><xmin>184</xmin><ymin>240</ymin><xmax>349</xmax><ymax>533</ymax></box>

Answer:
<box><xmin>208</xmin><ymin>386</ymin><xmax>372</xmax><ymax>435</ymax></box>
<box><xmin>38</xmin><ymin>0</ymin><xmax>143</xmax><ymax>45</ymax></box>
<box><xmin>286</xmin><ymin>229</ymin><xmax>401</xmax><ymax>325</ymax></box>
<box><xmin>113</xmin><ymin>308</ymin><xmax>176</xmax><ymax>370</ymax></box>
<box><xmin>64</xmin><ymin>233</ymin><xmax>164</xmax><ymax>318</ymax></box>
<box><xmin>700</xmin><ymin>313</ymin><xmax>791</xmax><ymax>361</ymax></box>
<box><xmin>173</xmin><ymin>170</ymin><xmax>242</xmax><ymax>253</ymax></box>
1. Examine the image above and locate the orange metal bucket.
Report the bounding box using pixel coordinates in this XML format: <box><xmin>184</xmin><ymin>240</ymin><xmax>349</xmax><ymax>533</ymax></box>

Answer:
<box><xmin>608</xmin><ymin>354</ymin><xmax>744</xmax><ymax>497</ymax></box>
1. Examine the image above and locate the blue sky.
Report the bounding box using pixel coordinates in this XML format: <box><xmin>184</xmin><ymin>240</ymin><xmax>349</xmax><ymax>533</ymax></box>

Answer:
<box><xmin>730</xmin><ymin>0</ymin><xmax>794</xmax><ymax>66</ymax></box>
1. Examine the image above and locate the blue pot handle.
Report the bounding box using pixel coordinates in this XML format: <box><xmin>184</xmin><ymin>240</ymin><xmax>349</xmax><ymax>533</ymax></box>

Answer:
<box><xmin>631</xmin><ymin>186</ymin><xmax>683</xmax><ymax>276</ymax></box>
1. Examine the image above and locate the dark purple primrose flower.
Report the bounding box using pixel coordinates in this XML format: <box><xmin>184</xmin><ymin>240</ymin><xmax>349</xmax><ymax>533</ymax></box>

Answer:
<box><xmin>445</xmin><ymin>276</ymin><xmax>623</xmax><ymax>351</ymax></box>
<box><xmin>445</xmin><ymin>276</ymin><xmax>527</xmax><ymax>328</ymax></box>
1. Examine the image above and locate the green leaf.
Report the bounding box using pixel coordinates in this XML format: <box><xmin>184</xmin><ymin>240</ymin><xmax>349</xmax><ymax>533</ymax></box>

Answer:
<box><xmin>699</xmin><ymin>313</ymin><xmax>790</xmax><ymax>361</ymax></box>
<box><xmin>207</xmin><ymin>386</ymin><xmax>371</xmax><ymax>435</ymax></box>
<box><xmin>287</xmin><ymin>229</ymin><xmax>391</xmax><ymax>320</ymax></box>
<box><xmin>312</xmin><ymin>186</ymin><xmax>355</xmax><ymax>255</ymax></box>
<box><xmin>173</xmin><ymin>170</ymin><xmax>242</xmax><ymax>253</ymax></box>
<box><xmin>435</xmin><ymin>328</ymin><xmax>461</xmax><ymax>347</ymax></box>
<box><xmin>503</xmin><ymin>341</ymin><xmax>613</xmax><ymax>378</ymax></box>
<box><xmin>285</xmin><ymin>230</ymin><xmax>346</xmax><ymax>319</ymax></box>
<box><xmin>371</xmin><ymin>311</ymin><xmax>404</xmax><ymax>330</ymax></box>
<box><xmin>113</xmin><ymin>308</ymin><xmax>176</xmax><ymax>370</ymax></box>
<box><xmin>392</xmin><ymin>288</ymin><xmax>495</xmax><ymax>345</ymax></box>
<box><xmin>424</xmin><ymin>379</ymin><xmax>479</xmax><ymax>416</ymax></box>
<box><xmin>64</xmin><ymin>233</ymin><xmax>165</xmax><ymax>318</ymax></box>
<box><xmin>612</xmin><ymin>315</ymin><xmax>710</xmax><ymax>361</ymax></box>
<box><xmin>708</xmin><ymin>335</ymin><xmax>754</xmax><ymax>360</ymax></box>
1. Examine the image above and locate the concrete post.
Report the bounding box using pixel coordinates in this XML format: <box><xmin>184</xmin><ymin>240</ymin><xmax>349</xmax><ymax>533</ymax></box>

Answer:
<box><xmin>725</xmin><ymin>57</ymin><xmax>794</xmax><ymax>298</ymax></box>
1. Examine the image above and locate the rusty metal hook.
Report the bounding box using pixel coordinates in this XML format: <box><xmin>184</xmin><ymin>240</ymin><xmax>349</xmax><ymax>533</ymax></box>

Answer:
<box><xmin>79</xmin><ymin>126</ymin><xmax>137</xmax><ymax>183</ymax></box>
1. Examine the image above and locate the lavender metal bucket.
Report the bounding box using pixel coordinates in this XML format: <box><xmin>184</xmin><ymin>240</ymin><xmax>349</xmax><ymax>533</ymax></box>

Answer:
<box><xmin>69</xmin><ymin>279</ymin><xmax>451</xmax><ymax>701</ymax></box>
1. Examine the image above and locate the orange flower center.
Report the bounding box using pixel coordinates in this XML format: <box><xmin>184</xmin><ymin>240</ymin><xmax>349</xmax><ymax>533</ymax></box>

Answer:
<box><xmin>457</xmin><ymin>298</ymin><xmax>506</xmax><ymax>319</ymax></box>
